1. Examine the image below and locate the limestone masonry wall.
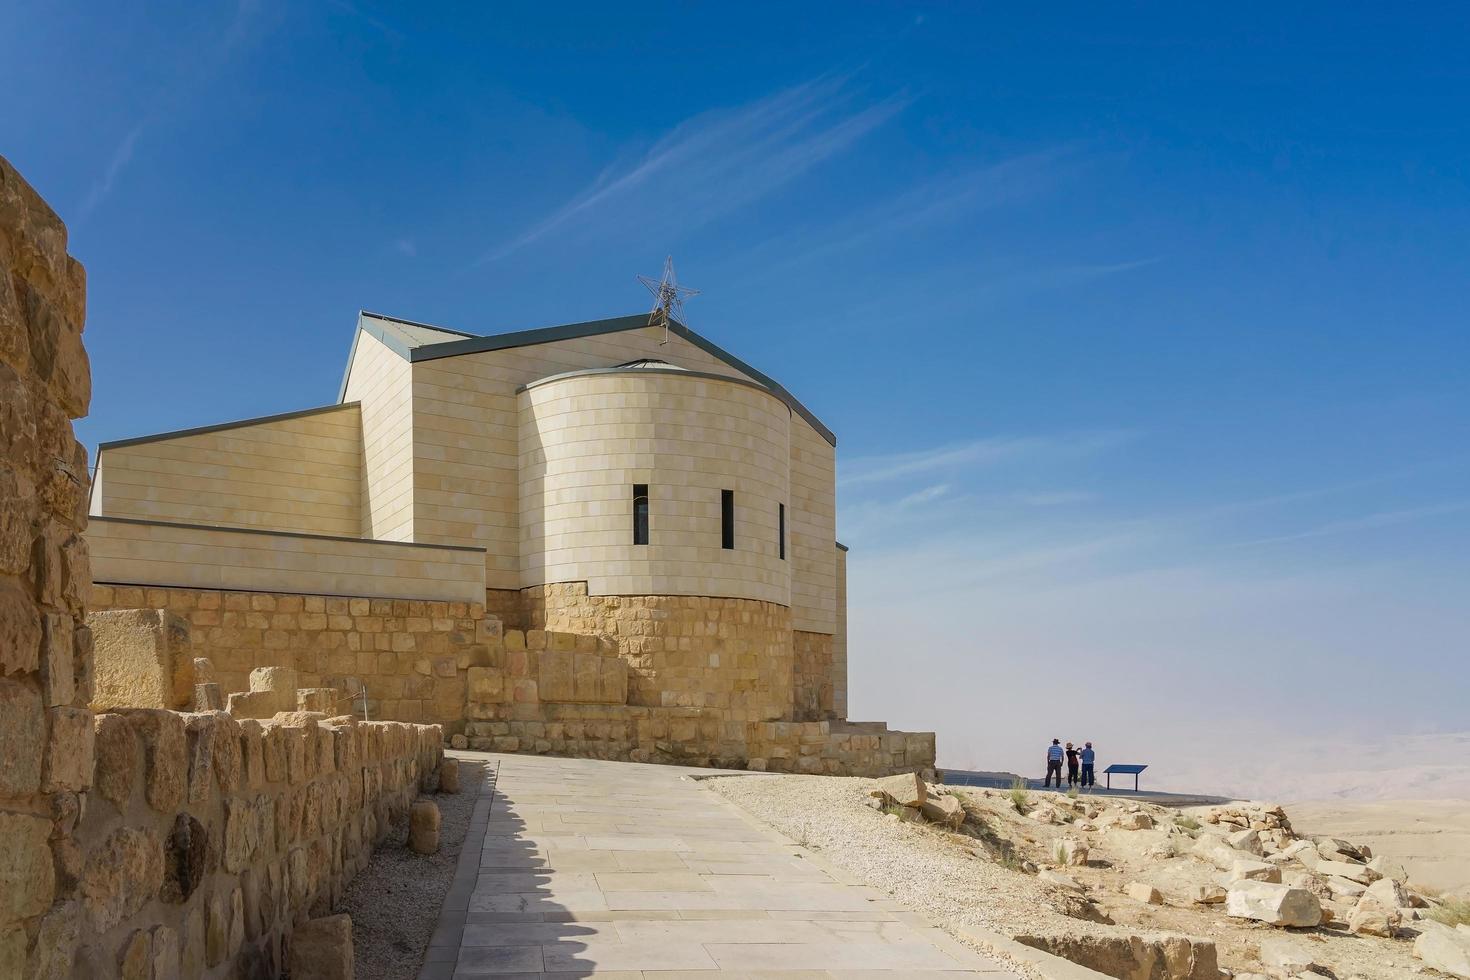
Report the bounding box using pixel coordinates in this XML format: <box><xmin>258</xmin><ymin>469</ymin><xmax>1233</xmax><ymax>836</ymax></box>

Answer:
<box><xmin>77</xmin><ymin>710</ymin><xmax>440</xmax><ymax>977</ymax></box>
<box><xmin>525</xmin><ymin>581</ymin><xmax>795</xmax><ymax>722</ymax></box>
<box><xmin>0</xmin><ymin>160</ymin><xmax>450</xmax><ymax>978</ymax></box>
<box><xmin>0</xmin><ymin>155</ymin><xmax>98</xmax><ymax>978</ymax></box>
<box><xmin>89</xmin><ymin>583</ymin><xmax>499</xmax><ymax>727</ymax></box>
<box><xmin>792</xmin><ymin>629</ymin><xmax>836</xmax><ymax>721</ymax></box>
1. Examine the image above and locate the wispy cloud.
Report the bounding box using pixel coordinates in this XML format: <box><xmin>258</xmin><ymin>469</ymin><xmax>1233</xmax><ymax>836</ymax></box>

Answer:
<box><xmin>1229</xmin><ymin>500</ymin><xmax>1470</xmax><ymax>549</ymax></box>
<box><xmin>76</xmin><ymin>0</ymin><xmax>263</xmax><ymax>220</ymax></box>
<box><xmin>839</xmin><ymin>431</ymin><xmax>1133</xmax><ymax>488</ymax></box>
<box><xmin>78</xmin><ymin>126</ymin><xmax>143</xmax><ymax>219</ymax></box>
<box><xmin>479</xmin><ymin>75</ymin><xmax>908</xmax><ymax>263</ymax></box>
<box><xmin>754</xmin><ymin>146</ymin><xmax>1079</xmax><ymax>266</ymax></box>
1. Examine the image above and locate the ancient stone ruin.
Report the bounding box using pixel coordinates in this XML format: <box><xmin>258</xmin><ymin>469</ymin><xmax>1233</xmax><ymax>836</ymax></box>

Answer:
<box><xmin>1</xmin><ymin>155</ymin><xmax>447</xmax><ymax>978</ymax></box>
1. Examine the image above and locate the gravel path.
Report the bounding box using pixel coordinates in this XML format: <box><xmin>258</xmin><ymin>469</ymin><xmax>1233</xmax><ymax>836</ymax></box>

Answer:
<box><xmin>340</xmin><ymin>760</ymin><xmax>486</xmax><ymax>980</ymax></box>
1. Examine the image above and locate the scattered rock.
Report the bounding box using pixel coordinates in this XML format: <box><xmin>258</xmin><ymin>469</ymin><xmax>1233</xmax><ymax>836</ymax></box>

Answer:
<box><xmin>1039</xmin><ymin>869</ymin><xmax>1085</xmax><ymax>893</ymax></box>
<box><xmin>1225</xmin><ymin>881</ymin><xmax>1322</xmax><ymax>928</ymax></box>
<box><xmin>438</xmin><ymin>758</ymin><xmax>459</xmax><ymax>794</ymax></box>
<box><xmin>1114</xmin><ymin>811</ymin><xmax>1154</xmax><ymax>831</ymax></box>
<box><xmin>1228</xmin><ymin>829</ymin><xmax>1264</xmax><ymax>855</ymax></box>
<box><xmin>1058</xmin><ymin>839</ymin><xmax>1088</xmax><ymax>867</ymax></box>
<box><xmin>1124</xmin><ymin>881</ymin><xmax>1163</xmax><ymax>905</ymax></box>
<box><xmin>1232</xmin><ymin>859</ymin><xmax>1283</xmax><ymax>883</ymax></box>
<box><xmin>449</xmin><ymin>733</ymin><xmax>467</xmax><ymax>750</ymax></box>
<box><xmin>1315</xmin><ymin>858</ymin><xmax>1378</xmax><ymax>885</ymax></box>
<box><xmin>409</xmin><ymin>800</ymin><xmax>440</xmax><ymax>854</ymax></box>
<box><xmin>1190</xmin><ymin>884</ymin><xmax>1227</xmax><ymax>905</ymax></box>
<box><xmin>870</xmin><ymin>772</ymin><xmax>925</xmax><ymax>808</ymax></box>
<box><xmin>1348</xmin><ymin>877</ymin><xmax>1408</xmax><ymax>937</ymax></box>
<box><xmin>1259</xmin><ymin>937</ymin><xmax>1317</xmax><ymax>977</ymax></box>
<box><xmin>1414</xmin><ymin>920</ymin><xmax>1470</xmax><ymax>979</ymax></box>
<box><xmin>289</xmin><ymin>913</ymin><xmax>354</xmax><ymax>980</ymax></box>
<box><xmin>919</xmin><ymin>793</ymin><xmax>964</xmax><ymax>828</ymax></box>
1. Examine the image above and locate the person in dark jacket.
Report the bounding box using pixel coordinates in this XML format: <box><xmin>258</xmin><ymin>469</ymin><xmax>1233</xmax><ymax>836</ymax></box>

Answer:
<box><xmin>1065</xmin><ymin>742</ymin><xmax>1080</xmax><ymax>787</ymax></box>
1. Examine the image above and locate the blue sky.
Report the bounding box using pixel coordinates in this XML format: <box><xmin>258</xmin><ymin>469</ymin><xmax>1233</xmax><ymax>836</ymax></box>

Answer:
<box><xmin>7</xmin><ymin>3</ymin><xmax>1468</xmax><ymax>791</ymax></box>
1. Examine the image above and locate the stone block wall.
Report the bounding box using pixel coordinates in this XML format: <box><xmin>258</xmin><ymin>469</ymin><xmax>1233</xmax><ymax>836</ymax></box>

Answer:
<box><xmin>88</xmin><ymin>608</ymin><xmax>194</xmax><ymax>711</ymax></box>
<box><xmin>792</xmin><ymin>629</ymin><xmax>836</xmax><ymax>721</ymax></box>
<box><xmin>524</xmin><ymin>582</ymin><xmax>794</xmax><ymax>722</ymax></box>
<box><xmin>89</xmin><ymin>584</ymin><xmax>499</xmax><ymax>727</ymax></box>
<box><xmin>73</xmin><ymin>710</ymin><xmax>440</xmax><ymax>977</ymax></box>
<box><xmin>0</xmin><ymin>155</ymin><xmax>98</xmax><ymax>976</ymax></box>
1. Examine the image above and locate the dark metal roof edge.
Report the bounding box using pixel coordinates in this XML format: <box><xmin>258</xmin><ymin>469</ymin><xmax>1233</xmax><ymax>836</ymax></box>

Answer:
<box><xmin>97</xmin><ymin>402</ymin><xmax>361</xmax><ymax>453</ymax></box>
<box><xmin>836</xmin><ymin>541</ymin><xmax>850</xmax><ymax>552</ymax></box>
<box><xmin>515</xmin><ymin>366</ymin><xmax>790</xmax><ymax>410</ymax></box>
<box><xmin>88</xmin><ymin>515</ymin><xmax>488</xmax><ymax>553</ymax></box>
<box><xmin>405</xmin><ymin>312</ymin><xmax>837</xmax><ymax>447</ymax></box>
<box><xmin>359</xmin><ymin>309</ymin><xmax>480</xmax><ymax>339</ymax></box>
<box><xmin>409</xmin><ymin>313</ymin><xmax>653</xmax><ymax>362</ymax></box>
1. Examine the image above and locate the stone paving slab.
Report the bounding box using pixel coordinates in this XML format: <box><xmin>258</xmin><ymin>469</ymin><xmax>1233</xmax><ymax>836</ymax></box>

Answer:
<box><xmin>420</xmin><ymin>754</ymin><xmax>1022</xmax><ymax>978</ymax></box>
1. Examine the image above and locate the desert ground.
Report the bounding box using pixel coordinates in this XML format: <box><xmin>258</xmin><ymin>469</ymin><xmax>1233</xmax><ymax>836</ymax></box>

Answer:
<box><xmin>709</xmin><ymin>772</ymin><xmax>1467</xmax><ymax>980</ymax></box>
<box><xmin>1288</xmin><ymin>798</ymin><xmax>1470</xmax><ymax>899</ymax></box>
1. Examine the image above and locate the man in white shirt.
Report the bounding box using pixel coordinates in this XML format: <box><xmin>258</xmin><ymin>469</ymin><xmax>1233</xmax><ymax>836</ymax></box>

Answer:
<box><xmin>1045</xmin><ymin>738</ymin><xmax>1064</xmax><ymax>788</ymax></box>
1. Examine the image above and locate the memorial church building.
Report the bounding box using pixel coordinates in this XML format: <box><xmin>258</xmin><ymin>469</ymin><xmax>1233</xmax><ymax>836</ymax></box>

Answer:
<box><xmin>87</xmin><ymin>311</ymin><xmax>867</xmax><ymax>730</ymax></box>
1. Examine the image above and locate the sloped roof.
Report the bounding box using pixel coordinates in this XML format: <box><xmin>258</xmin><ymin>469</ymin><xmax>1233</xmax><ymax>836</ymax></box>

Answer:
<box><xmin>341</xmin><ymin>310</ymin><xmax>835</xmax><ymax>446</ymax></box>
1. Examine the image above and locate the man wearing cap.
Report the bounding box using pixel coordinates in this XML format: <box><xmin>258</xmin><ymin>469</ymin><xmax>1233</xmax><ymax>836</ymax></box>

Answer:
<box><xmin>1080</xmin><ymin>742</ymin><xmax>1096</xmax><ymax>788</ymax></box>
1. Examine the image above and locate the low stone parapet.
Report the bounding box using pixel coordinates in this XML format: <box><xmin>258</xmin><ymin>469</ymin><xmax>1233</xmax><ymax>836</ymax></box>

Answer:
<box><xmin>66</xmin><ymin>709</ymin><xmax>442</xmax><ymax>977</ymax></box>
<box><xmin>461</xmin><ymin>705</ymin><xmax>935</xmax><ymax>777</ymax></box>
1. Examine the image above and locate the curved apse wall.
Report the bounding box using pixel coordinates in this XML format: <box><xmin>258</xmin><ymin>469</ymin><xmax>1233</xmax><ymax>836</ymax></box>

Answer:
<box><xmin>517</xmin><ymin>367</ymin><xmax>792</xmax><ymax>604</ymax></box>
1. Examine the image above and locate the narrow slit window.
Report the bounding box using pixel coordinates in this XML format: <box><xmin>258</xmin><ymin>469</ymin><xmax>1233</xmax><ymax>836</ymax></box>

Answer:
<box><xmin>721</xmin><ymin>489</ymin><xmax>734</xmax><ymax>550</ymax></box>
<box><xmin>633</xmin><ymin>484</ymin><xmax>649</xmax><ymax>545</ymax></box>
<box><xmin>779</xmin><ymin>503</ymin><xmax>786</xmax><ymax>560</ymax></box>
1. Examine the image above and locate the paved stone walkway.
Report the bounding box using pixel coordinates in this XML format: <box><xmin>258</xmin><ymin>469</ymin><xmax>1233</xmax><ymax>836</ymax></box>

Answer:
<box><xmin>420</xmin><ymin>753</ymin><xmax>1021</xmax><ymax>978</ymax></box>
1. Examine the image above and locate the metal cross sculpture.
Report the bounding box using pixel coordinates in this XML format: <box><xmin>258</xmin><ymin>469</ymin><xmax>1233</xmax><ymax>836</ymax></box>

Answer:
<box><xmin>637</xmin><ymin>255</ymin><xmax>699</xmax><ymax>345</ymax></box>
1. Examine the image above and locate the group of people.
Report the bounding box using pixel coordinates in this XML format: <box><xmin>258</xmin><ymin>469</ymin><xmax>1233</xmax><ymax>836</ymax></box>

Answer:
<box><xmin>1045</xmin><ymin>738</ymin><xmax>1095</xmax><ymax>788</ymax></box>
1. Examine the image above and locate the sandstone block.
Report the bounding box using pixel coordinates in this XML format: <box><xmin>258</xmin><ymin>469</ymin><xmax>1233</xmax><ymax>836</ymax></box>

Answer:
<box><xmin>0</xmin><ymin>677</ymin><xmax>44</xmax><ymax>797</ymax></box>
<box><xmin>297</xmin><ymin>687</ymin><xmax>338</xmax><ymax>713</ymax></box>
<box><xmin>1414</xmin><ymin>920</ymin><xmax>1470</xmax><ymax>979</ymax></box>
<box><xmin>194</xmin><ymin>682</ymin><xmax>223</xmax><ymax>711</ymax></box>
<box><xmin>1259</xmin><ymin>938</ymin><xmax>1315</xmax><ymax>977</ymax></box>
<box><xmin>1114</xmin><ymin>811</ymin><xmax>1154</xmax><ymax>830</ymax></box>
<box><xmin>161</xmin><ymin>813</ymin><xmax>208</xmax><ymax>904</ymax></box>
<box><xmin>1058</xmin><ymin>839</ymin><xmax>1089</xmax><ymax>867</ymax></box>
<box><xmin>410</xmin><ymin>799</ymin><xmax>440</xmax><ymax>854</ymax></box>
<box><xmin>120</xmin><ymin>929</ymin><xmax>151</xmax><ymax>980</ymax></box>
<box><xmin>151</xmin><ymin>925</ymin><xmax>180</xmax><ymax>980</ymax></box>
<box><xmin>80</xmin><ymin>826</ymin><xmax>164</xmax><ymax>932</ymax></box>
<box><xmin>1038</xmin><ymin>869</ymin><xmax>1084</xmax><ymax>892</ymax></box>
<box><xmin>1232</xmin><ymin>859</ymin><xmax>1282</xmax><ymax>883</ymax></box>
<box><xmin>919</xmin><ymin>793</ymin><xmax>965</xmax><ymax>828</ymax></box>
<box><xmin>0</xmin><ymin>581</ymin><xmax>41</xmax><ymax>675</ymax></box>
<box><xmin>40</xmin><ymin>611</ymin><xmax>74</xmax><ymax>706</ymax></box>
<box><xmin>1225</xmin><ymin>881</ymin><xmax>1322</xmax><ymax>928</ymax></box>
<box><xmin>438</xmin><ymin>758</ymin><xmax>460</xmax><ymax>793</ymax></box>
<box><xmin>1190</xmin><ymin>884</ymin><xmax>1227</xmax><ymax>904</ymax></box>
<box><xmin>88</xmin><ymin>609</ymin><xmax>194</xmax><ymax>710</ymax></box>
<box><xmin>118</xmin><ymin>708</ymin><xmax>187</xmax><ymax>810</ymax></box>
<box><xmin>290</xmin><ymin>913</ymin><xmax>354</xmax><ymax>980</ymax></box>
<box><xmin>467</xmin><ymin>666</ymin><xmax>504</xmax><ymax>703</ymax></box>
<box><xmin>1227</xmin><ymin>828</ymin><xmax>1264</xmax><ymax>855</ymax></box>
<box><xmin>43</xmin><ymin>704</ymin><xmax>93</xmax><ymax>792</ymax></box>
<box><xmin>870</xmin><ymin>771</ymin><xmax>925</xmax><ymax>807</ymax></box>
<box><xmin>1125</xmin><ymin>881</ymin><xmax>1163</xmax><ymax>904</ymax></box>
<box><xmin>93</xmin><ymin>712</ymin><xmax>137</xmax><ymax>807</ymax></box>
<box><xmin>28</xmin><ymin>901</ymin><xmax>78</xmax><ymax>980</ymax></box>
<box><xmin>1316</xmin><ymin>857</ymin><xmax>1378</xmax><ymax>884</ymax></box>
<box><xmin>0</xmin><ymin>811</ymin><xmax>55</xmax><ymax>927</ymax></box>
